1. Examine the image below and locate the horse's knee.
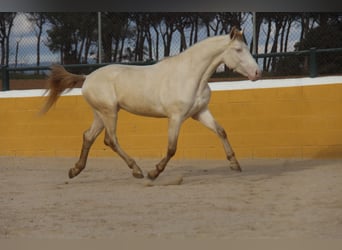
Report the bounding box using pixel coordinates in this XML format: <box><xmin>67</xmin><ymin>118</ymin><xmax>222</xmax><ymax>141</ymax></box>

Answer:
<box><xmin>216</xmin><ymin>126</ymin><xmax>227</xmax><ymax>139</ymax></box>
<box><xmin>104</xmin><ymin>138</ymin><xmax>118</xmax><ymax>152</ymax></box>
<box><xmin>83</xmin><ymin>131</ymin><xmax>94</xmax><ymax>149</ymax></box>
<box><xmin>104</xmin><ymin>137</ymin><xmax>111</xmax><ymax>147</ymax></box>
<box><xmin>167</xmin><ymin>146</ymin><xmax>176</xmax><ymax>158</ymax></box>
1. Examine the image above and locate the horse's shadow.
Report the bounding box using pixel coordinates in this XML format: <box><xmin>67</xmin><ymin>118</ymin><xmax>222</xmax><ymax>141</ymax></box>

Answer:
<box><xmin>64</xmin><ymin>158</ymin><xmax>334</xmax><ymax>186</ymax></box>
<box><xmin>164</xmin><ymin>158</ymin><xmax>322</xmax><ymax>183</ymax></box>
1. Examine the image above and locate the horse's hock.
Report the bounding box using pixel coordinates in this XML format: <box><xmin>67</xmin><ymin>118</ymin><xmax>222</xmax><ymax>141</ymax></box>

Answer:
<box><xmin>0</xmin><ymin>77</ymin><xmax>341</xmax><ymax>159</ymax></box>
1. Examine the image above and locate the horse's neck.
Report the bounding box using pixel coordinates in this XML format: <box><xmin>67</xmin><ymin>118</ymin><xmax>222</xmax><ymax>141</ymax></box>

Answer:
<box><xmin>181</xmin><ymin>35</ymin><xmax>229</xmax><ymax>80</ymax></box>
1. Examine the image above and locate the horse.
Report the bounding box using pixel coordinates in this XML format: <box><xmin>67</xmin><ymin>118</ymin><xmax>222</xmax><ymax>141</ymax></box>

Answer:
<box><xmin>41</xmin><ymin>27</ymin><xmax>261</xmax><ymax>180</ymax></box>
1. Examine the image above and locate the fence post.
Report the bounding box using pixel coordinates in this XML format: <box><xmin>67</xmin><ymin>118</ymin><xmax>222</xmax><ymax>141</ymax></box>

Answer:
<box><xmin>252</xmin><ymin>12</ymin><xmax>257</xmax><ymax>55</ymax></box>
<box><xmin>97</xmin><ymin>12</ymin><xmax>102</xmax><ymax>64</ymax></box>
<box><xmin>309</xmin><ymin>47</ymin><xmax>317</xmax><ymax>78</ymax></box>
<box><xmin>1</xmin><ymin>65</ymin><xmax>9</xmax><ymax>91</ymax></box>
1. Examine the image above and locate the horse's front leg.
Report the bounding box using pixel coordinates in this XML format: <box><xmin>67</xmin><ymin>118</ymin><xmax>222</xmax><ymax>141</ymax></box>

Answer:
<box><xmin>148</xmin><ymin>116</ymin><xmax>182</xmax><ymax>180</ymax></box>
<box><xmin>192</xmin><ymin>108</ymin><xmax>241</xmax><ymax>171</ymax></box>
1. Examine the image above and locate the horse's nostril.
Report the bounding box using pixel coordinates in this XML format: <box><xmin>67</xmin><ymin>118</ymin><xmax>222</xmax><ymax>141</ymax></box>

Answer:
<box><xmin>256</xmin><ymin>70</ymin><xmax>261</xmax><ymax>78</ymax></box>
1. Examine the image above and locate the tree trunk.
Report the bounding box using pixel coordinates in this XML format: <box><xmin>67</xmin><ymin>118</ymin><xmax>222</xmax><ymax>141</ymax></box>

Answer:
<box><xmin>119</xmin><ymin>37</ymin><xmax>126</xmax><ymax>62</ymax></box>
<box><xmin>269</xmin><ymin>20</ymin><xmax>282</xmax><ymax>72</ymax></box>
<box><xmin>1</xmin><ymin>39</ymin><xmax>5</xmax><ymax>65</ymax></box>
<box><xmin>161</xmin><ymin>26</ymin><xmax>173</xmax><ymax>57</ymax></box>
<box><xmin>15</xmin><ymin>40</ymin><xmax>19</xmax><ymax>67</ymax></box>
<box><xmin>36</xmin><ymin>27</ymin><xmax>42</xmax><ymax>66</ymax></box>
<box><xmin>280</xmin><ymin>18</ymin><xmax>286</xmax><ymax>52</ymax></box>
<box><xmin>178</xmin><ymin>28</ymin><xmax>187</xmax><ymax>52</ymax></box>
<box><xmin>152</xmin><ymin>26</ymin><xmax>159</xmax><ymax>61</ymax></box>
<box><xmin>145</xmin><ymin>29</ymin><xmax>153</xmax><ymax>60</ymax></box>
<box><xmin>113</xmin><ymin>38</ymin><xmax>120</xmax><ymax>62</ymax></box>
<box><xmin>300</xmin><ymin>14</ymin><xmax>310</xmax><ymax>43</ymax></box>
<box><xmin>263</xmin><ymin>20</ymin><xmax>272</xmax><ymax>71</ymax></box>
<box><xmin>77</xmin><ymin>37</ymin><xmax>85</xmax><ymax>63</ymax></box>
<box><xmin>84</xmin><ymin>37</ymin><xmax>91</xmax><ymax>63</ymax></box>
<box><xmin>284</xmin><ymin>19</ymin><xmax>293</xmax><ymax>52</ymax></box>
<box><xmin>102</xmin><ymin>32</ymin><xmax>113</xmax><ymax>63</ymax></box>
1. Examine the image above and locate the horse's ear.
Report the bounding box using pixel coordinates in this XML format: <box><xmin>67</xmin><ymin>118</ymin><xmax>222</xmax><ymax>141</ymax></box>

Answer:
<box><xmin>230</xmin><ymin>26</ymin><xmax>238</xmax><ymax>40</ymax></box>
<box><xmin>230</xmin><ymin>26</ymin><xmax>246</xmax><ymax>43</ymax></box>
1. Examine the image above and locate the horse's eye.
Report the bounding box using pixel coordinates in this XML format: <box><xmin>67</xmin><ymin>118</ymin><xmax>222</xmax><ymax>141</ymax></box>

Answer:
<box><xmin>236</xmin><ymin>48</ymin><xmax>242</xmax><ymax>53</ymax></box>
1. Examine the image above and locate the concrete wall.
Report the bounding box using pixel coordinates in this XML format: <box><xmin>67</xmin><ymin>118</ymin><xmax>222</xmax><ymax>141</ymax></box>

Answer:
<box><xmin>0</xmin><ymin>77</ymin><xmax>341</xmax><ymax>159</ymax></box>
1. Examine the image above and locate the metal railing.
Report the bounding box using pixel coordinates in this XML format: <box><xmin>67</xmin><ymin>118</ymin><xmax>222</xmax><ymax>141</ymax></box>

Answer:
<box><xmin>255</xmin><ymin>47</ymin><xmax>342</xmax><ymax>78</ymax></box>
<box><xmin>0</xmin><ymin>61</ymin><xmax>156</xmax><ymax>91</ymax></box>
<box><xmin>1</xmin><ymin>47</ymin><xmax>342</xmax><ymax>91</ymax></box>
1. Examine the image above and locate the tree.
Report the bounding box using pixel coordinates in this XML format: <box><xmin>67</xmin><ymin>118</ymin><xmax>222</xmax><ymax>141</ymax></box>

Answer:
<box><xmin>201</xmin><ymin>13</ymin><xmax>220</xmax><ymax>36</ymax></box>
<box><xmin>217</xmin><ymin>12</ymin><xmax>246</xmax><ymax>35</ymax></box>
<box><xmin>275</xmin><ymin>13</ymin><xmax>342</xmax><ymax>76</ymax></box>
<box><xmin>0</xmin><ymin>12</ymin><xmax>16</xmax><ymax>65</ymax></box>
<box><xmin>45</xmin><ymin>13</ymin><xmax>97</xmax><ymax>64</ymax></box>
<box><xmin>174</xmin><ymin>13</ymin><xmax>192</xmax><ymax>53</ymax></box>
<box><xmin>14</xmin><ymin>36</ymin><xmax>22</xmax><ymax>67</ymax></box>
<box><xmin>260</xmin><ymin>13</ymin><xmax>273</xmax><ymax>71</ymax></box>
<box><xmin>159</xmin><ymin>13</ymin><xmax>177</xmax><ymax>57</ymax></box>
<box><xmin>298</xmin><ymin>19</ymin><xmax>342</xmax><ymax>74</ymax></box>
<box><xmin>130</xmin><ymin>13</ymin><xmax>151</xmax><ymax>61</ymax></box>
<box><xmin>268</xmin><ymin>14</ymin><xmax>286</xmax><ymax>72</ymax></box>
<box><xmin>149</xmin><ymin>13</ymin><xmax>163</xmax><ymax>61</ymax></box>
<box><xmin>27</xmin><ymin>13</ymin><xmax>47</xmax><ymax>68</ymax></box>
<box><xmin>101</xmin><ymin>13</ymin><xmax>132</xmax><ymax>63</ymax></box>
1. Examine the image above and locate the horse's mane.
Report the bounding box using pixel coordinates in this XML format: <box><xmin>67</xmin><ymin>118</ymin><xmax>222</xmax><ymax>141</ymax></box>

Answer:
<box><xmin>157</xmin><ymin>35</ymin><xmax>229</xmax><ymax>63</ymax></box>
<box><xmin>157</xmin><ymin>27</ymin><xmax>245</xmax><ymax>64</ymax></box>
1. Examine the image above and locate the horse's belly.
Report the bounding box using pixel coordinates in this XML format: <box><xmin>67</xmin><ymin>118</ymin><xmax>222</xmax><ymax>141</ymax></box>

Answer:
<box><xmin>115</xmin><ymin>81</ymin><xmax>167</xmax><ymax>117</ymax></box>
<box><xmin>119</xmin><ymin>100</ymin><xmax>167</xmax><ymax>118</ymax></box>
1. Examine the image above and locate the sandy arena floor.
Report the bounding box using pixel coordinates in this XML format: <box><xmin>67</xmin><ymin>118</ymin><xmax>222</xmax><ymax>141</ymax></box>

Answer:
<box><xmin>0</xmin><ymin>156</ymin><xmax>342</xmax><ymax>239</ymax></box>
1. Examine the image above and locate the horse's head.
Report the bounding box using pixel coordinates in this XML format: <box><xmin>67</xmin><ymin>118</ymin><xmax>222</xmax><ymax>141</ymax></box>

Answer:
<box><xmin>223</xmin><ymin>27</ymin><xmax>261</xmax><ymax>81</ymax></box>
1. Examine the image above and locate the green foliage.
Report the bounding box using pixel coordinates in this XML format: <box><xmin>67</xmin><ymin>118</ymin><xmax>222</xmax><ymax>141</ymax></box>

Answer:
<box><xmin>274</xmin><ymin>56</ymin><xmax>305</xmax><ymax>76</ymax></box>
<box><xmin>298</xmin><ymin>24</ymin><xmax>342</xmax><ymax>50</ymax></box>
<box><xmin>298</xmin><ymin>22</ymin><xmax>342</xmax><ymax>75</ymax></box>
<box><xmin>275</xmin><ymin>20</ymin><xmax>342</xmax><ymax>76</ymax></box>
<box><xmin>45</xmin><ymin>13</ymin><xmax>97</xmax><ymax>64</ymax></box>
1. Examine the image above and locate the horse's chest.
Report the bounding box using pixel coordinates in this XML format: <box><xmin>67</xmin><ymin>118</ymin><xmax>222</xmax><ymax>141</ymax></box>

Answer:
<box><xmin>189</xmin><ymin>88</ymin><xmax>211</xmax><ymax>115</ymax></box>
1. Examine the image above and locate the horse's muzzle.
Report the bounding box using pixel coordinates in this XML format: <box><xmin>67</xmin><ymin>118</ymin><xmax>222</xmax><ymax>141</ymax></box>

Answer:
<box><xmin>248</xmin><ymin>69</ymin><xmax>262</xmax><ymax>81</ymax></box>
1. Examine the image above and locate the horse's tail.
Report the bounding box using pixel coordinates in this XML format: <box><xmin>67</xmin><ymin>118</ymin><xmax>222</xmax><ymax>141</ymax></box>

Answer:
<box><xmin>40</xmin><ymin>64</ymin><xmax>86</xmax><ymax>115</ymax></box>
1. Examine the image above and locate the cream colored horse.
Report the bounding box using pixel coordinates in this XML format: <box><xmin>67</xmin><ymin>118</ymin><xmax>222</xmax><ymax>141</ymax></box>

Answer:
<box><xmin>41</xmin><ymin>27</ymin><xmax>261</xmax><ymax>180</ymax></box>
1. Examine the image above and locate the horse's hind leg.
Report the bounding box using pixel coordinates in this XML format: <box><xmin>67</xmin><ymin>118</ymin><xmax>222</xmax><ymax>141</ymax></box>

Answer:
<box><xmin>148</xmin><ymin>116</ymin><xmax>182</xmax><ymax>180</ymax></box>
<box><xmin>101</xmin><ymin>111</ymin><xmax>144</xmax><ymax>179</ymax></box>
<box><xmin>192</xmin><ymin>108</ymin><xmax>241</xmax><ymax>171</ymax></box>
<box><xmin>69</xmin><ymin>111</ymin><xmax>104</xmax><ymax>178</ymax></box>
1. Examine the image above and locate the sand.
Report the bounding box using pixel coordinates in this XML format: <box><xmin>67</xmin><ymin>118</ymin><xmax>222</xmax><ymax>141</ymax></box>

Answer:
<box><xmin>0</xmin><ymin>156</ymin><xmax>342</xmax><ymax>239</ymax></box>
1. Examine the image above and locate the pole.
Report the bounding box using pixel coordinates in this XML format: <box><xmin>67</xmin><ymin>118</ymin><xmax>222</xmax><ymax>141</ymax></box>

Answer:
<box><xmin>98</xmin><ymin>12</ymin><xmax>102</xmax><ymax>64</ymax></box>
<box><xmin>252</xmin><ymin>12</ymin><xmax>257</xmax><ymax>55</ymax></box>
<box><xmin>1</xmin><ymin>66</ymin><xmax>9</xmax><ymax>91</ymax></box>
<box><xmin>309</xmin><ymin>47</ymin><xmax>317</xmax><ymax>77</ymax></box>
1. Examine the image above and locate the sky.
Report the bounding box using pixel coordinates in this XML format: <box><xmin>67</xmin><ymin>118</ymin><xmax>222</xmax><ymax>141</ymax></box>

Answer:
<box><xmin>9</xmin><ymin>13</ymin><xmax>59</xmax><ymax>66</ymax></box>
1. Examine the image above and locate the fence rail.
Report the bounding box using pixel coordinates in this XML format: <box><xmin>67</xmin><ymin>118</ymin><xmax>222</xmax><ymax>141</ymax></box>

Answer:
<box><xmin>255</xmin><ymin>47</ymin><xmax>342</xmax><ymax>78</ymax></box>
<box><xmin>0</xmin><ymin>61</ymin><xmax>156</xmax><ymax>91</ymax></box>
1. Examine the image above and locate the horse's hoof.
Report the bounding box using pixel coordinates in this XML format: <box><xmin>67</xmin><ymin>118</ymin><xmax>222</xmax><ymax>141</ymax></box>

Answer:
<box><xmin>132</xmin><ymin>171</ymin><xmax>144</xmax><ymax>179</ymax></box>
<box><xmin>230</xmin><ymin>162</ymin><xmax>242</xmax><ymax>172</ymax></box>
<box><xmin>147</xmin><ymin>170</ymin><xmax>159</xmax><ymax>180</ymax></box>
<box><xmin>69</xmin><ymin>168</ymin><xmax>80</xmax><ymax>178</ymax></box>
<box><xmin>68</xmin><ymin>168</ymin><xmax>76</xmax><ymax>178</ymax></box>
